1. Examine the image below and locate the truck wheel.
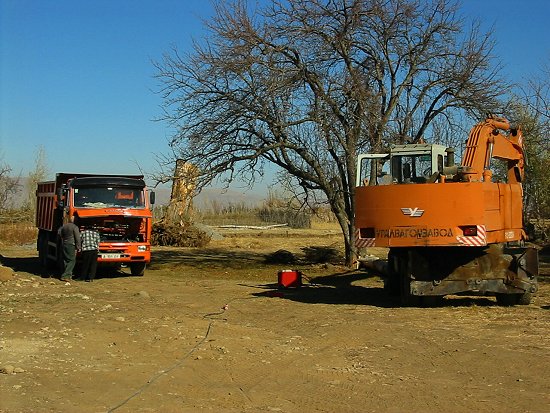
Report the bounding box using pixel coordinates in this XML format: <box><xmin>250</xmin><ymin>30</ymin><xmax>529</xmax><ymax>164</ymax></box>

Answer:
<box><xmin>56</xmin><ymin>242</ymin><xmax>64</xmax><ymax>274</ymax></box>
<box><xmin>130</xmin><ymin>262</ymin><xmax>146</xmax><ymax>276</ymax></box>
<box><xmin>38</xmin><ymin>233</ymin><xmax>48</xmax><ymax>267</ymax></box>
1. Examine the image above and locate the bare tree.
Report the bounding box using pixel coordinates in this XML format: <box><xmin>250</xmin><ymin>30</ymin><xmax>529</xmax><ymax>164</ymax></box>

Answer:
<box><xmin>154</xmin><ymin>0</ymin><xmax>508</xmax><ymax>265</ymax></box>
<box><xmin>0</xmin><ymin>156</ymin><xmax>20</xmax><ymax>212</ymax></box>
<box><xmin>514</xmin><ymin>62</ymin><xmax>550</xmax><ymax>228</ymax></box>
<box><xmin>525</xmin><ymin>63</ymin><xmax>550</xmax><ymax>124</ymax></box>
<box><xmin>23</xmin><ymin>146</ymin><xmax>49</xmax><ymax>217</ymax></box>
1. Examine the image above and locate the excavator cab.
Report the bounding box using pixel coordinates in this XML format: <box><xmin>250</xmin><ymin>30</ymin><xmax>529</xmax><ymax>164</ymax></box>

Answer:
<box><xmin>357</xmin><ymin>143</ymin><xmax>450</xmax><ymax>186</ymax></box>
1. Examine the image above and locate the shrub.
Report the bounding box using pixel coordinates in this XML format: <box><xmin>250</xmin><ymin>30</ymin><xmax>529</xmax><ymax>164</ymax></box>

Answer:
<box><xmin>302</xmin><ymin>246</ymin><xmax>342</xmax><ymax>264</ymax></box>
<box><xmin>151</xmin><ymin>221</ymin><xmax>211</xmax><ymax>247</ymax></box>
<box><xmin>256</xmin><ymin>207</ymin><xmax>311</xmax><ymax>228</ymax></box>
<box><xmin>264</xmin><ymin>249</ymin><xmax>297</xmax><ymax>264</ymax></box>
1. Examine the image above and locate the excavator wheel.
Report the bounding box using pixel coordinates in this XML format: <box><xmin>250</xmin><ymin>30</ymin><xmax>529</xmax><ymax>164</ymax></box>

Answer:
<box><xmin>516</xmin><ymin>292</ymin><xmax>533</xmax><ymax>305</ymax></box>
<box><xmin>400</xmin><ymin>275</ymin><xmax>422</xmax><ymax>307</ymax></box>
<box><xmin>385</xmin><ymin>250</ymin><xmax>401</xmax><ymax>297</ymax></box>
<box><xmin>397</xmin><ymin>252</ymin><xmax>422</xmax><ymax>307</ymax></box>
<box><xmin>496</xmin><ymin>292</ymin><xmax>532</xmax><ymax>306</ymax></box>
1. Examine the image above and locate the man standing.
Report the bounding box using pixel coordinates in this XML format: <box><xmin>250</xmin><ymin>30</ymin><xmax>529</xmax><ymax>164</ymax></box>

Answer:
<box><xmin>79</xmin><ymin>227</ymin><xmax>100</xmax><ymax>282</ymax></box>
<box><xmin>58</xmin><ymin>216</ymin><xmax>81</xmax><ymax>281</ymax></box>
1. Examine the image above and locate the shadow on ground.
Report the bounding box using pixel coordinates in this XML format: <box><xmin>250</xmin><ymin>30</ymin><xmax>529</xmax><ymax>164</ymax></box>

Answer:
<box><xmin>249</xmin><ymin>268</ymin><xmax>500</xmax><ymax>309</ymax></box>
<box><xmin>149</xmin><ymin>247</ymin><xmax>267</xmax><ymax>270</ymax></box>
<box><xmin>0</xmin><ymin>254</ymin><xmax>135</xmax><ymax>281</ymax></box>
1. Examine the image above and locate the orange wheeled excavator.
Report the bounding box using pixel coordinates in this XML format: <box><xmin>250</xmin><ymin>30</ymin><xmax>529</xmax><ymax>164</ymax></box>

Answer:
<box><xmin>354</xmin><ymin>117</ymin><xmax>539</xmax><ymax>305</ymax></box>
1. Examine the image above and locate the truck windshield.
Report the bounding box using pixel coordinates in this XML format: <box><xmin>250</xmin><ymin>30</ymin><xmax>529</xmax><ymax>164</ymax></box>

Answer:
<box><xmin>73</xmin><ymin>187</ymin><xmax>146</xmax><ymax>208</ymax></box>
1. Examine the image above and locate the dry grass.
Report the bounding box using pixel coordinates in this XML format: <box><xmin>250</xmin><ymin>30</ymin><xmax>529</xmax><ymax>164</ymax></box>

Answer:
<box><xmin>0</xmin><ymin>222</ymin><xmax>37</xmax><ymax>246</ymax></box>
<box><xmin>172</xmin><ymin>202</ymin><xmax>339</xmax><ymax>229</ymax></box>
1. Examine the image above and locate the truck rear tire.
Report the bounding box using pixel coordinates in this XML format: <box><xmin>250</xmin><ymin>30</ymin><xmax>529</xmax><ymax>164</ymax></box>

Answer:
<box><xmin>56</xmin><ymin>241</ymin><xmax>64</xmax><ymax>274</ymax></box>
<box><xmin>38</xmin><ymin>231</ymin><xmax>56</xmax><ymax>270</ymax></box>
<box><xmin>38</xmin><ymin>232</ymin><xmax>48</xmax><ymax>267</ymax></box>
<box><xmin>130</xmin><ymin>262</ymin><xmax>146</xmax><ymax>276</ymax></box>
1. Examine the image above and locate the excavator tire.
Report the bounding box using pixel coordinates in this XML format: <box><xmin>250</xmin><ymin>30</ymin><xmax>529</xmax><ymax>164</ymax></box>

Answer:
<box><xmin>495</xmin><ymin>292</ymin><xmax>532</xmax><ymax>306</ymax></box>
<box><xmin>397</xmin><ymin>252</ymin><xmax>422</xmax><ymax>307</ymax></box>
<box><xmin>385</xmin><ymin>250</ymin><xmax>401</xmax><ymax>297</ymax></box>
<box><xmin>516</xmin><ymin>292</ymin><xmax>533</xmax><ymax>305</ymax></box>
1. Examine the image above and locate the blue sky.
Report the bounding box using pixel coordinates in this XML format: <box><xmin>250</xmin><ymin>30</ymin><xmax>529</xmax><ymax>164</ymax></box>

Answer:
<box><xmin>1</xmin><ymin>0</ymin><xmax>549</xmax><ymax>189</ymax></box>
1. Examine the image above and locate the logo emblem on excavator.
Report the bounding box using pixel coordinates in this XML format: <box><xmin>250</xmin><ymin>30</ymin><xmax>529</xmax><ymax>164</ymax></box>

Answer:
<box><xmin>401</xmin><ymin>207</ymin><xmax>424</xmax><ymax>217</ymax></box>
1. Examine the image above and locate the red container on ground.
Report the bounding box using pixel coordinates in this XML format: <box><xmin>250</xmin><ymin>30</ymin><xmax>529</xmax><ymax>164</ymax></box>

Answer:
<box><xmin>278</xmin><ymin>270</ymin><xmax>302</xmax><ymax>288</ymax></box>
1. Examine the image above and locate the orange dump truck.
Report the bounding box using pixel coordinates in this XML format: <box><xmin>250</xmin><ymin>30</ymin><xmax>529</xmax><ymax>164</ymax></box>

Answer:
<box><xmin>355</xmin><ymin>117</ymin><xmax>538</xmax><ymax>305</ymax></box>
<box><xmin>36</xmin><ymin>173</ymin><xmax>155</xmax><ymax>276</ymax></box>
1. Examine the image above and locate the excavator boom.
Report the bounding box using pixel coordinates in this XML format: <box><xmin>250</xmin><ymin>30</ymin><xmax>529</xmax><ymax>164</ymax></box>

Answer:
<box><xmin>461</xmin><ymin>117</ymin><xmax>525</xmax><ymax>184</ymax></box>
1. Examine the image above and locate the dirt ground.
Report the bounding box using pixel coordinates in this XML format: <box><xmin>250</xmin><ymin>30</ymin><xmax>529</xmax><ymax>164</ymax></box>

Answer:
<box><xmin>1</xmin><ymin>227</ymin><xmax>549</xmax><ymax>413</ymax></box>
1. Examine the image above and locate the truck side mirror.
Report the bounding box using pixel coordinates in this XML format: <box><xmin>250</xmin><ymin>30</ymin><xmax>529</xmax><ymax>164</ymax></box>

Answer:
<box><xmin>149</xmin><ymin>191</ymin><xmax>155</xmax><ymax>205</ymax></box>
<box><xmin>57</xmin><ymin>188</ymin><xmax>65</xmax><ymax>208</ymax></box>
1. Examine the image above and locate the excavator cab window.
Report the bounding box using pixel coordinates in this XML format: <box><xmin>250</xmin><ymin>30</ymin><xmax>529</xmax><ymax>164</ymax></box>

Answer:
<box><xmin>437</xmin><ymin>155</ymin><xmax>444</xmax><ymax>173</ymax></box>
<box><xmin>357</xmin><ymin>155</ymin><xmax>391</xmax><ymax>186</ymax></box>
<box><xmin>392</xmin><ymin>155</ymin><xmax>432</xmax><ymax>183</ymax></box>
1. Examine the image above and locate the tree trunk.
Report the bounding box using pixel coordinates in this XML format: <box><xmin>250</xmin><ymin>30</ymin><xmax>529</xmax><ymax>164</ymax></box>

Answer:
<box><xmin>164</xmin><ymin>160</ymin><xmax>198</xmax><ymax>226</ymax></box>
<box><xmin>333</xmin><ymin>208</ymin><xmax>355</xmax><ymax>267</ymax></box>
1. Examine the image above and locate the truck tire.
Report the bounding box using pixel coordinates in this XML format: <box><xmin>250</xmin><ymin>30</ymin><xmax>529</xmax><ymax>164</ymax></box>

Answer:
<box><xmin>38</xmin><ymin>232</ymin><xmax>48</xmax><ymax>267</ymax></box>
<box><xmin>130</xmin><ymin>262</ymin><xmax>146</xmax><ymax>276</ymax></box>
<box><xmin>56</xmin><ymin>241</ymin><xmax>64</xmax><ymax>274</ymax></box>
<box><xmin>38</xmin><ymin>232</ymin><xmax>56</xmax><ymax>270</ymax></box>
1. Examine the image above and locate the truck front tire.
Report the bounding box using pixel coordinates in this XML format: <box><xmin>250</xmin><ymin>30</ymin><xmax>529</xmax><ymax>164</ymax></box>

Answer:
<box><xmin>130</xmin><ymin>262</ymin><xmax>146</xmax><ymax>276</ymax></box>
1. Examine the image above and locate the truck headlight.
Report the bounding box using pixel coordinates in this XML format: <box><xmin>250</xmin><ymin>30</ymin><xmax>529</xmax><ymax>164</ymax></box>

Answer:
<box><xmin>138</xmin><ymin>245</ymin><xmax>147</xmax><ymax>252</ymax></box>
